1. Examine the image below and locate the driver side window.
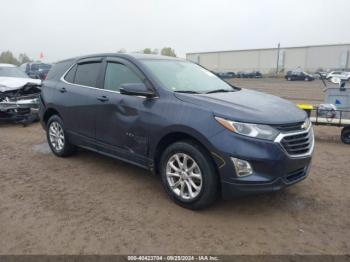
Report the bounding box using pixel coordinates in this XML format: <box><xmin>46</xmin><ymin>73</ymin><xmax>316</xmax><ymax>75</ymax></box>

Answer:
<box><xmin>104</xmin><ymin>62</ymin><xmax>142</xmax><ymax>92</ymax></box>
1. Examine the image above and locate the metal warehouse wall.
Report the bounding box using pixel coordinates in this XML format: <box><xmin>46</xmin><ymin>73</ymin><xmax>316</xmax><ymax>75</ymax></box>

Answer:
<box><xmin>187</xmin><ymin>44</ymin><xmax>350</xmax><ymax>74</ymax></box>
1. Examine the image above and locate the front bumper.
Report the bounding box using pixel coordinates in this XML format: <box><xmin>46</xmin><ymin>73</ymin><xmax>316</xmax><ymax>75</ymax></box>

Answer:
<box><xmin>0</xmin><ymin>97</ymin><xmax>40</xmax><ymax>124</ymax></box>
<box><xmin>221</xmin><ymin>163</ymin><xmax>311</xmax><ymax>198</ymax></box>
<box><xmin>209</xmin><ymin>128</ymin><xmax>314</xmax><ymax>199</ymax></box>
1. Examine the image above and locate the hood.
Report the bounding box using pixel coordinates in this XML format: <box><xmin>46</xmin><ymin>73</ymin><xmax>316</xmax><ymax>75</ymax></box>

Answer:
<box><xmin>0</xmin><ymin>77</ymin><xmax>41</xmax><ymax>92</ymax></box>
<box><xmin>174</xmin><ymin>89</ymin><xmax>307</xmax><ymax>125</ymax></box>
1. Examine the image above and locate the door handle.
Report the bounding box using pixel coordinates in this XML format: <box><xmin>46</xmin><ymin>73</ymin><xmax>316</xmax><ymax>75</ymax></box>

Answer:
<box><xmin>97</xmin><ymin>96</ymin><xmax>109</xmax><ymax>102</ymax></box>
<box><xmin>59</xmin><ymin>87</ymin><xmax>67</xmax><ymax>93</ymax></box>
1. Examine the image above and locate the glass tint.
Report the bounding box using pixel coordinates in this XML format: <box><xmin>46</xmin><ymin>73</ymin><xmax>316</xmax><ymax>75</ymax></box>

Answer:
<box><xmin>141</xmin><ymin>60</ymin><xmax>233</xmax><ymax>93</ymax></box>
<box><xmin>74</xmin><ymin>62</ymin><xmax>101</xmax><ymax>87</ymax></box>
<box><xmin>104</xmin><ymin>63</ymin><xmax>142</xmax><ymax>91</ymax></box>
<box><xmin>64</xmin><ymin>65</ymin><xmax>76</xmax><ymax>83</ymax></box>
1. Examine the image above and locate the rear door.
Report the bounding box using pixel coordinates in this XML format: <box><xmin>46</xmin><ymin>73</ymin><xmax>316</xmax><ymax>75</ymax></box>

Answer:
<box><xmin>57</xmin><ymin>58</ymin><xmax>104</xmax><ymax>144</ymax></box>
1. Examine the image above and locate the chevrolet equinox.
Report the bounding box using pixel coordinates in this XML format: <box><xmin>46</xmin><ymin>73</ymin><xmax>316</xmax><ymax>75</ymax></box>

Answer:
<box><xmin>39</xmin><ymin>54</ymin><xmax>314</xmax><ymax>209</ymax></box>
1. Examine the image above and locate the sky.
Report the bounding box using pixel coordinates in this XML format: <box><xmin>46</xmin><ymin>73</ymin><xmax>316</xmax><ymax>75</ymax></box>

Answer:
<box><xmin>1</xmin><ymin>0</ymin><xmax>350</xmax><ymax>63</ymax></box>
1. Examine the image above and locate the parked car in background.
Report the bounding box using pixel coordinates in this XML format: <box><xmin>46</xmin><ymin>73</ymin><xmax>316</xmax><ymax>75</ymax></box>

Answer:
<box><xmin>20</xmin><ymin>63</ymin><xmax>52</xmax><ymax>80</ymax></box>
<box><xmin>216</xmin><ymin>71</ymin><xmax>235</xmax><ymax>78</ymax></box>
<box><xmin>236</xmin><ymin>71</ymin><xmax>248</xmax><ymax>78</ymax></box>
<box><xmin>39</xmin><ymin>53</ymin><xmax>314</xmax><ymax>209</ymax></box>
<box><xmin>236</xmin><ymin>71</ymin><xmax>262</xmax><ymax>78</ymax></box>
<box><xmin>285</xmin><ymin>71</ymin><xmax>314</xmax><ymax>81</ymax></box>
<box><xmin>0</xmin><ymin>64</ymin><xmax>41</xmax><ymax>124</ymax></box>
<box><xmin>247</xmin><ymin>71</ymin><xmax>262</xmax><ymax>78</ymax></box>
<box><xmin>315</xmin><ymin>71</ymin><xmax>328</xmax><ymax>79</ymax></box>
<box><xmin>326</xmin><ymin>71</ymin><xmax>350</xmax><ymax>81</ymax></box>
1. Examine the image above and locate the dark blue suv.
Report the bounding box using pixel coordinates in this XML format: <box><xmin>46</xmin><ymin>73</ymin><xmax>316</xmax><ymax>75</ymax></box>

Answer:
<box><xmin>39</xmin><ymin>54</ymin><xmax>314</xmax><ymax>209</ymax></box>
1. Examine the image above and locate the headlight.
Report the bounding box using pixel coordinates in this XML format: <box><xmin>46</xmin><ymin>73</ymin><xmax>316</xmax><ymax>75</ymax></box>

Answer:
<box><xmin>301</xmin><ymin>118</ymin><xmax>311</xmax><ymax>130</ymax></box>
<box><xmin>215</xmin><ymin>116</ymin><xmax>280</xmax><ymax>141</ymax></box>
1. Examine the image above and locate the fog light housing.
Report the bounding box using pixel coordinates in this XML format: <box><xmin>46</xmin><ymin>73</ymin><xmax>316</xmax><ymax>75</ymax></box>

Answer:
<box><xmin>231</xmin><ymin>157</ymin><xmax>253</xmax><ymax>177</ymax></box>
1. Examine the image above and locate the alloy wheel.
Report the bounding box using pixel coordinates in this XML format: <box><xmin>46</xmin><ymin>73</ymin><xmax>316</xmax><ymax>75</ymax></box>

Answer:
<box><xmin>49</xmin><ymin>121</ymin><xmax>65</xmax><ymax>151</ymax></box>
<box><xmin>166</xmin><ymin>153</ymin><xmax>203</xmax><ymax>200</ymax></box>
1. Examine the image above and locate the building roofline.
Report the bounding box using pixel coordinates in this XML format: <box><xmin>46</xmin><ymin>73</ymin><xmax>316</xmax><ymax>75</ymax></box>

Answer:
<box><xmin>186</xmin><ymin>43</ymin><xmax>350</xmax><ymax>55</ymax></box>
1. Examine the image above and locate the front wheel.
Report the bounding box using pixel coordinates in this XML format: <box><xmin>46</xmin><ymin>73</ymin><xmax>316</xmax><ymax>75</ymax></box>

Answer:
<box><xmin>341</xmin><ymin>127</ymin><xmax>350</xmax><ymax>144</ymax></box>
<box><xmin>46</xmin><ymin>115</ymin><xmax>76</xmax><ymax>157</ymax></box>
<box><xmin>160</xmin><ymin>141</ymin><xmax>218</xmax><ymax>209</ymax></box>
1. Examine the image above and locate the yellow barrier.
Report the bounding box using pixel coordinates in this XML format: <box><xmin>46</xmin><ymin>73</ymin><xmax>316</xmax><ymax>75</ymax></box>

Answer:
<box><xmin>297</xmin><ymin>104</ymin><xmax>314</xmax><ymax>110</ymax></box>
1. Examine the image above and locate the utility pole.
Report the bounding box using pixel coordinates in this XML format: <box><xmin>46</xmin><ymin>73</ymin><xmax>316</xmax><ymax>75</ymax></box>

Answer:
<box><xmin>276</xmin><ymin>43</ymin><xmax>280</xmax><ymax>77</ymax></box>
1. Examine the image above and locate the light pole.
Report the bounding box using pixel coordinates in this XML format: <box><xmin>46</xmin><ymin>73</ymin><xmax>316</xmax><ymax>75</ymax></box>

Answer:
<box><xmin>276</xmin><ymin>43</ymin><xmax>280</xmax><ymax>77</ymax></box>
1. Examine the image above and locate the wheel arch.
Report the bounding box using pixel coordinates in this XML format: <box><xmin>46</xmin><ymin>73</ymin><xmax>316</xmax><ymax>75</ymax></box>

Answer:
<box><xmin>43</xmin><ymin>107</ymin><xmax>62</xmax><ymax>126</ymax></box>
<box><xmin>152</xmin><ymin>130</ymin><xmax>220</xmax><ymax>178</ymax></box>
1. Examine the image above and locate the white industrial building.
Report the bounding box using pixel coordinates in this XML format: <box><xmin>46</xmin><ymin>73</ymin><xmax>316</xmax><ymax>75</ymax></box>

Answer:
<box><xmin>186</xmin><ymin>43</ymin><xmax>350</xmax><ymax>74</ymax></box>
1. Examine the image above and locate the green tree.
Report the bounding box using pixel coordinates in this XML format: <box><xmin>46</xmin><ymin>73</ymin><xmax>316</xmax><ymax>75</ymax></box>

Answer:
<box><xmin>117</xmin><ymin>48</ymin><xmax>127</xmax><ymax>53</ymax></box>
<box><xmin>0</xmin><ymin>51</ymin><xmax>20</xmax><ymax>65</ymax></box>
<box><xmin>18</xmin><ymin>53</ymin><xmax>32</xmax><ymax>64</ymax></box>
<box><xmin>161</xmin><ymin>47</ymin><xmax>176</xmax><ymax>57</ymax></box>
<box><xmin>143</xmin><ymin>48</ymin><xmax>152</xmax><ymax>54</ymax></box>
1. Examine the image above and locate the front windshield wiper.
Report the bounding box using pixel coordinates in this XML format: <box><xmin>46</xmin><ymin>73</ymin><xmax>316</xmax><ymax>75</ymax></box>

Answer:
<box><xmin>174</xmin><ymin>90</ymin><xmax>200</xmax><ymax>94</ymax></box>
<box><xmin>206</xmin><ymin>89</ymin><xmax>234</xmax><ymax>94</ymax></box>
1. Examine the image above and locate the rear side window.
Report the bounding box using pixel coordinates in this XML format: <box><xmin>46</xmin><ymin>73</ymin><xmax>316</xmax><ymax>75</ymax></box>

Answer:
<box><xmin>74</xmin><ymin>62</ymin><xmax>101</xmax><ymax>87</ymax></box>
<box><xmin>104</xmin><ymin>63</ymin><xmax>142</xmax><ymax>91</ymax></box>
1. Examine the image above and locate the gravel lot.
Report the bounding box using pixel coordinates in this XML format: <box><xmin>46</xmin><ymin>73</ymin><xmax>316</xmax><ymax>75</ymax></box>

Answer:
<box><xmin>0</xmin><ymin>79</ymin><xmax>349</xmax><ymax>255</ymax></box>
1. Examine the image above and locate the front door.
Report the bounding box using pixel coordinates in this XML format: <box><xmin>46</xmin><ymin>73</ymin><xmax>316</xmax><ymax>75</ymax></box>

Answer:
<box><xmin>94</xmin><ymin>58</ymin><xmax>156</xmax><ymax>166</ymax></box>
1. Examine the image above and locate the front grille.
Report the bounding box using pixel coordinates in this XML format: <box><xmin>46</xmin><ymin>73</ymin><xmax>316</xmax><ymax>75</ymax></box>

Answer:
<box><xmin>280</xmin><ymin>129</ymin><xmax>313</xmax><ymax>156</ymax></box>
<box><xmin>273</xmin><ymin>122</ymin><xmax>304</xmax><ymax>132</ymax></box>
<box><xmin>285</xmin><ymin>167</ymin><xmax>307</xmax><ymax>183</ymax></box>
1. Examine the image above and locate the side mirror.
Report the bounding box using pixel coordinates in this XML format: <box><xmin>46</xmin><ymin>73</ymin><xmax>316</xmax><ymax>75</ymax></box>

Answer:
<box><xmin>120</xmin><ymin>83</ymin><xmax>156</xmax><ymax>98</ymax></box>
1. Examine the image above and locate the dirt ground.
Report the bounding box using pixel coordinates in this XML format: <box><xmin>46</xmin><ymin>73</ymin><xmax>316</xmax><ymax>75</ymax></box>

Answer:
<box><xmin>0</xmin><ymin>79</ymin><xmax>349</xmax><ymax>255</ymax></box>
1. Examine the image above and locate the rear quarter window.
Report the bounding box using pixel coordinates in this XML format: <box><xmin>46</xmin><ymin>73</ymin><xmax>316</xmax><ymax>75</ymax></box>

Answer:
<box><xmin>46</xmin><ymin>60</ymin><xmax>75</xmax><ymax>80</ymax></box>
<box><xmin>64</xmin><ymin>65</ymin><xmax>77</xmax><ymax>83</ymax></box>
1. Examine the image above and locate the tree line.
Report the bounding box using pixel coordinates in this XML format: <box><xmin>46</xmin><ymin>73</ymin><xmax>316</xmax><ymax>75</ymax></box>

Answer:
<box><xmin>0</xmin><ymin>51</ymin><xmax>32</xmax><ymax>65</ymax></box>
<box><xmin>0</xmin><ymin>47</ymin><xmax>176</xmax><ymax>66</ymax></box>
<box><xmin>118</xmin><ymin>47</ymin><xmax>176</xmax><ymax>57</ymax></box>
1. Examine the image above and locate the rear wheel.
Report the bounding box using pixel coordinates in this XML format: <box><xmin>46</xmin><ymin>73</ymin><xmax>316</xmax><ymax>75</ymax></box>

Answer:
<box><xmin>341</xmin><ymin>127</ymin><xmax>350</xmax><ymax>144</ymax></box>
<box><xmin>47</xmin><ymin>115</ymin><xmax>76</xmax><ymax>157</ymax></box>
<box><xmin>160</xmin><ymin>141</ymin><xmax>218</xmax><ymax>209</ymax></box>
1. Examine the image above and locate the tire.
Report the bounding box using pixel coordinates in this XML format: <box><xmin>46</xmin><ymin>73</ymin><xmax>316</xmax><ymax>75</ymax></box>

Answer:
<box><xmin>159</xmin><ymin>141</ymin><xmax>218</xmax><ymax>210</ymax></box>
<box><xmin>46</xmin><ymin>115</ymin><xmax>76</xmax><ymax>157</ymax></box>
<box><xmin>341</xmin><ymin>127</ymin><xmax>350</xmax><ymax>144</ymax></box>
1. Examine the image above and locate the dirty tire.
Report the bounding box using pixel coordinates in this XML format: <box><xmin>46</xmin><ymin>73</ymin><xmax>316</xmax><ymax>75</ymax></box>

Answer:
<box><xmin>46</xmin><ymin>115</ymin><xmax>76</xmax><ymax>157</ymax></box>
<box><xmin>341</xmin><ymin>127</ymin><xmax>350</xmax><ymax>144</ymax></box>
<box><xmin>160</xmin><ymin>141</ymin><xmax>218</xmax><ymax>210</ymax></box>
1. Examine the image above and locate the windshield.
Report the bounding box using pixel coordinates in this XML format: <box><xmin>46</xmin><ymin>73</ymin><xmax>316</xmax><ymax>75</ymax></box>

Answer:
<box><xmin>0</xmin><ymin>67</ymin><xmax>29</xmax><ymax>78</ymax></box>
<box><xmin>141</xmin><ymin>60</ymin><xmax>236</xmax><ymax>94</ymax></box>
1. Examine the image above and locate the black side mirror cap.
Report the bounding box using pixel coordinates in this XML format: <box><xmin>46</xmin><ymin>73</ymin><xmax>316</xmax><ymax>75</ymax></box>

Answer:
<box><xmin>120</xmin><ymin>83</ymin><xmax>156</xmax><ymax>98</ymax></box>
